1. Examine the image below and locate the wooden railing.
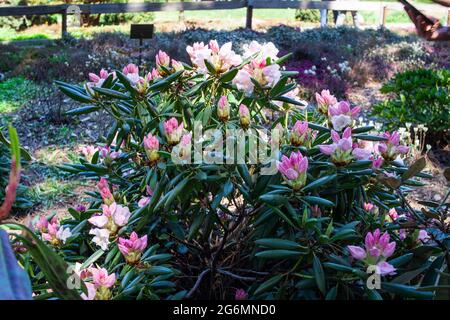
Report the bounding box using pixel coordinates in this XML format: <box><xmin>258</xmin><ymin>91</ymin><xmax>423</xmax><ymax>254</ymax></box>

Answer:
<box><xmin>0</xmin><ymin>0</ymin><xmax>447</xmax><ymax>38</ymax></box>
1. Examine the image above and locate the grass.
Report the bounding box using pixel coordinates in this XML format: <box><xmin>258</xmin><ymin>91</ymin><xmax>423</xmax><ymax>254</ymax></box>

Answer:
<box><xmin>1</xmin><ymin>3</ymin><xmax>447</xmax><ymax>42</ymax></box>
<box><xmin>28</xmin><ymin>146</ymin><xmax>89</xmax><ymax>210</ymax></box>
<box><xmin>0</xmin><ymin>77</ymin><xmax>40</xmax><ymax>115</ymax></box>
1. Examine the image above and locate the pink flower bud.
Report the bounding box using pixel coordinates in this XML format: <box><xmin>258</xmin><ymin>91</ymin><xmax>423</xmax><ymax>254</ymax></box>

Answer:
<box><xmin>239</xmin><ymin>104</ymin><xmax>250</xmax><ymax>128</ymax></box>
<box><xmin>217</xmin><ymin>96</ymin><xmax>230</xmax><ymax>121</ymax></box>
<box><xmin>118</xmin><ymin>232</ymin><xmax>148</xmax><ymax>265</ymax></box>
<box><xmin>276</xmin><ymin>151</ymin><xmax>308</xmax><ymax>190</ymax></box>
<box><xmin>164</xmin><ymin>117</ymin><xmax>184</xmax><ymax>145</ymax></box>
<box><xmin>235</xmin><ymin>289</ymin><xmax>248</xmax><ymax>300</ymax></box>
<box><xmin>97</xmin><ymin>178</ymin><xmax>114</xmax><ymax>205</ymax></box>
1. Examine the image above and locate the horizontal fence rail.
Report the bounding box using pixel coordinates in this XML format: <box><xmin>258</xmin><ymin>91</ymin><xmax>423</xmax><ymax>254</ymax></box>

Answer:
<box><xmin>0</xmin><ymin>1</ymin><xmax>447</xmax><ymax>38</ymax></box>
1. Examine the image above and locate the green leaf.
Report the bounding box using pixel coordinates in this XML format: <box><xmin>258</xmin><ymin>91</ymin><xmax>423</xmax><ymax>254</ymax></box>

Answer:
<box><xmin>164</xmin><ymin>177</ymin><xmax>190</xmax><ymax>209</ymax></box>
<box><xmin>65</xmin><ymin>105</ymin><xmax>100</xmax><ymax>116</ymax></box>
<box><xmin>354</xmin><ymin>134</ymin><xmax>387</xmax><ymax>141</ymax></box>
<box><xmin>302</xmin><ymin>196</ymin><xmax>335</xmax><ymax>208</ymax></box>
<box><xmin>80</xmin><ymin>249</ymin><xmax>104</xmax><ymax>269</ymax></box>
<box><xmin>58</xmin><ymin>85</ymin><xmax>94</xmax><ymax>103</ymax></box>
<box><xmin>204</xmin><ymin>59</ymin><xmax>217</xmax><ymax>74</ymax></box>
<box><xmin>254</xmin><ymin>274</ymin><xmax>283</xmax><ymax>296</ymax></box>
<box><xmin>381</xmin><ymin>282</ymin><xmax>434</xmax><ymax>299</ymax></box>
<box><xmin>92</xmin><ymin>87</ymin><xmax>131</xmax><ymax>100</ymax></box>
<box><xmin>389</xmin><ymin>253</ymin><xmax>413</xmax><ymax>268</ymax></box>
<box><xmin>146</xmin><ymin>266</ymin><xmax>173</xmax><ymax>276</ymax></box>
<box><xmin>256</xmin><ymin>250</ymin><xmax>303</xmax><ymax>259</ymax></box>
<box><xmin>259</xmin><ymin>194</ymin><xmax>287</xmax><ymax>206</ymax></box>
<box><xmin>255</xmin><ymin>238</ymin><xmax>305</xmax><ymax>250</ymax></box>
<box><xmin>325</xmin><ymin>285</ymin><xmax>338</xmax><ymax>300</ymax></box>
<box><xmin>313</xmin><ymin>254</ymin><xmax>326</xmax><ymax>295</ymax></box>
<box><xmin>219</xmin><ymin>68</ymin><xmax>238</xmax><ymax>82</ymax></box>
<box><xmin>302</xmin><ymin>174</ymin><xmax>336</xmax><ymax>192</ymax></box>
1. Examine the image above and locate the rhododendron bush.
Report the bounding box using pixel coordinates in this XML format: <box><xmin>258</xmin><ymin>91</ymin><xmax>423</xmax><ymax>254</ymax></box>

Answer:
<box><xmin>2</xmin><ymin>40</ymin><xmax>449</xmax><ymax>300</ymax></box>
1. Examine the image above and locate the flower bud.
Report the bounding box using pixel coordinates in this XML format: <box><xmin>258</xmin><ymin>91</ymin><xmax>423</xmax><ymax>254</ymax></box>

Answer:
<box><xmin>164</xmin><ymin>117</ymin><xmax>184</xmax><ymax>145</ymax></box>
<box><xmin>118</xmin><ymin>232</ymin><xmax>148</xmax><ymax>265</ymax></box>
<box><xmin>239</xmin><ymin>104</ymin><xmax>250</xmax><ymax>129</ymax></box>
<box><xmin>143</xmin><ymin>133</ymin><xmax>160</xmax><ymax>164</ymax></box>
<box><xmin>217</xmin><ymin>96</ymin><xmax>230</xmax><ymax>122</ymax></box>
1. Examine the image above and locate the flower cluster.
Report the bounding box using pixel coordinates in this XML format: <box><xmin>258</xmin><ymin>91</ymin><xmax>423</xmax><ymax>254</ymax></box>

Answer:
<box><xmin>187</xmin><ymin>40</ymin><xmax>241</xmax><ymax>74</ymax></box>
<box><xmin>118</xmin><ymin>232</ymin><xmax>148</xmax><ymax>265</ymax></box>
<box><xmin>143</xmin><ymin>133</ymin><xmax>160</xmax><ymax>164</ymax></box>
<box><xmin>328</xmin><ymin>101</ymin><xmax>360</xmax><ymax>131</ymax></box>
<box><xmin>378</xmin><ymin>131</ymin><xmax>409</xmax><ymax>161</ymax></box>
<box><xmin>277</xmin><ymin>151</ymin><xmax>308</xmax><ymax>190</ymax></box>
<box><xmin>289</xmin><ymin>120</ymin><xmax>315</xmax><ymax>147</ymax></box>
<box><xmin>348</xmin><ymin>229</ymin><xmax>397</xmax><ymax>275</ymax></box>
<box><xmin>88</xmin><ymin>178</ymin><xmax>131</xmax><ymax>250</ymax></box>
<box><xmin>315</xmin><ymin>89</ymin><xmax>337</xmax><ymax>114</ymax></box>
<box><xmin>36</xmin><ymin>216</ymin><xmax>72</xmax><ymax>246</ymax></box>
<box><xmin>164</xmin><ymin>117</ymin><xmax>184</xmax><ymax>145</ymax></box>
<box><xmin>78</xmin><ymin>266</ymin><xmax>116</xmax><ymax>300</ymax></box>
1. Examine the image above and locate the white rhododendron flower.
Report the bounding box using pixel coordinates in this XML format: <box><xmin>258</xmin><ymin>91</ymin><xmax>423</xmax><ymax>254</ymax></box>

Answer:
<box><xmin>89</xmin><ymin>228</ymin><xmax>111</xmax><ymax>250</ymax></box>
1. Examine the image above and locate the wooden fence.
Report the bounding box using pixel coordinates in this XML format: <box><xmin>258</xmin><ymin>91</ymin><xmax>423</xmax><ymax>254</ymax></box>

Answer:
<box><xmin>0</xmin><ymin>0</ymin><xmax>447</xmax><ymax>38</ymax></box>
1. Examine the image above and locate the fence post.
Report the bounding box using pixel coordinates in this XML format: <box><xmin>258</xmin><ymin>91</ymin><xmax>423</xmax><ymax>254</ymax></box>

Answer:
<box><xmin>382</xmin><ymin>5</ymin><xmax>387</xmax><ymax>27</ymax></box>
<box><xmin>61</xmin><ymin>11</ymin><xmax>67</xmax><ymax>38</ymax></box>
<box><xmin>246</xmin><ymin>0</ymin><xmax>254</xmax><ymax>29</ymax></box>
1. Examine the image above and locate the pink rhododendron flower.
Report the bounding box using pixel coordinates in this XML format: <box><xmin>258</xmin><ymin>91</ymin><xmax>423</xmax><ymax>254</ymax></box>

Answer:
<box><xmin>388</xmin><ymin>208</ymin><xmax>398</xmax><ymax>221</ymax></box>
<box><xmin>242</xmin><ymin>41</ymin><xmax>279</xmax><ymax>62</ymax></box>
<box><xmin>239</xmin><ymin>104</ymin><xmax>251</xmax><ymax>129</ymax></box>
<box><xmin>376</xmin><ymin>261</ymin><xmax>397</xmax><ymax>275</ymax></box>
<box><xmin>99</xmin><ymin>146</ymin><xmax>120</xmax><ymax>163</ymax></box>
<box><xmin>352</xmin><ymin>147</ymin><xmax>372</xmax><ymax>160</ymax></box>
<box><xmin>235</xmin><ymin>288</ymin><xmax>248</xmax><ymax>300</ymax></box>
<box><xmin>90</xmin><ymin>267</ymin><xmax>116</xmax><ymax>300</ymax></box>
<box><xmin>418</xmin><ymin>230</ymin><xmax>430</xmax><ymax>242</ymax></box>
<box><xmin>164</xmin><ymin>117</ymin><xmax>184</xmax><ymax>145</ymax></box>
<box><xmin>122</xmin><ymin>63</ymin><xmax>142</xmax><ymax>85</ymax></box>
<box><xmin>315</xmin><ymin>90</ymin><xmax>337</xmax><ymax>114</ymax></box>
<box><xmin>97</xmin><ymin>178</ymin><xmax>114</xmax><ymax>205</ymax></box>
<box><xmin>187</xmin><ymin>40</ymin><xmax>241</xmax><ymax>74</ymax></box>
<box><xmin>378</xmin><ymin>131</ymin><xmax>410</xmax><ymax>161</ymax></box>
<box><xmin>146</xmin><ymin>68</ymin><xmax>161</xmax><ymax>82</ymax></box>
<box><xmin>155</xmin><ymin>50</ymin><xmax>170</xmax><ymax>70</ymax></box>
<box><xmin>118</xmin><ymin>231</ymin><xmax>148</xmax><ymax>265</ymax></box>
<box><xmin>112</xmin><ymin>204</ymin><xmax>131</xmax><ymax>227</ymax></box>
<box><xmin>138</xmin><ymin>186</ymin><xmax>154</xmax><ymax>208</ymax></box>
<box><xmin>40</xmin><ymin>217</ymin><xmax>72</xmax><ymax>246</ymax></box>
<box><xmin>80</xmin><ymin>145</ymin><xmax>97</xmax><ymax>162</ymax></box>
<box><xmin>88</xmin><ymin>203</ymin><xmax>131</xmax><ymax>237</ymax></box>
<box><xmin>217</xmin><ymin>96</ymin><xmax>230</xmax><ymax>121</ymax></box>
<box><xmin>143</xmin><ymin>133</ymin><xmax>160</xmax><ymax>163</ymax></box>
<box><xmin>277</xmin><ymin>151</ymin><xmax>308</xmax><ymax>190</ymax></box>
<box><xmin>348</xmin><ymin>229</ymin><xmax>397</xmax><ymax>276</ymax></box>
<box><xmin>172</xmin><ymin>133</ymin><xmax>192</xmax><ymax>164</ymax></box>
<box><xmin>328</xmin><ymin>101</ymin><xmax>360</xmax><ymax>131</ymax></box>
<box><xmin>233</xmin><ymin>59</ymin><xmax>281</xmax><ymax>95</ymax></box>
<box><xmin>87</xmin><ymin>69</ymin><xmax>112</xmax><ymax>88</ymax></box>
<box><xmin>171</xmin><ymin>59</ymin><xmax>184</xmax><ymax>72</ymax></box>
<box><xmin>363</xmin><ymin>202</ymin><xmax>375</xmax><ymax>212</ymax></box>
<box><xmin>371</xmin><ymin>156</ymin><xmax>383</xmax><ymax>169</ymax></box>
<box><xmin>290</xmin><ymin>120</ymin><xmax>314</xmax><ymax>147</ymax></box>
<box><xmin>80</xmin><ymin>282</ymin><xmax>97</xmax><ymax>300</ymax></box>
<box><xmin>35</xmin><ymin>215</ymin><xmax>50</xmax><ymax>233</ymax></box>
<box><xmin>318</xmin><ymin>127</ymin><xmax>354</xmax><ymax>165</ymax></box>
